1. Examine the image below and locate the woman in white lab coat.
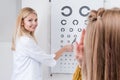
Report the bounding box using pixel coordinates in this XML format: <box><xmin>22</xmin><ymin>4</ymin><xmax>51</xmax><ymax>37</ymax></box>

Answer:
<box><xmin>11</xmin><ymin>7</ymin><xmax>73</xmax><ymax>80</ymax></box>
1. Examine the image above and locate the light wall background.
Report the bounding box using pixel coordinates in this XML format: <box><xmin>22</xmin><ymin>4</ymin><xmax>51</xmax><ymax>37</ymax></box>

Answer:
<box><xmin>0</xmin><ymin>0</ymin><xmax>120</xmax><ymax>80</ymax></box>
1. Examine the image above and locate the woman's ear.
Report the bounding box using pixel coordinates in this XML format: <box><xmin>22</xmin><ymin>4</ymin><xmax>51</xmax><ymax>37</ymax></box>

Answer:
<box><xmin>21</xmin><ymin>21</ymin><xmax>24</xmax><ymax>26</ymax></box>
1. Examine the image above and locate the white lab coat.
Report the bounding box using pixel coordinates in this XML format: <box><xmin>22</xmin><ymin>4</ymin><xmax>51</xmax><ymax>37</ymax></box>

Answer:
<box><xmin>11</xmin><ymin>36</ymin><xmax>56</xmax><ymax>80</ymax></box>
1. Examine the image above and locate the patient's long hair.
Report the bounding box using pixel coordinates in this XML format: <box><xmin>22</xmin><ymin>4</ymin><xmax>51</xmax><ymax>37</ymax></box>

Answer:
<box><xmin>82</xmin><ymin>8</ymin><xmax>120</xmax><ymax>80</ymax></box>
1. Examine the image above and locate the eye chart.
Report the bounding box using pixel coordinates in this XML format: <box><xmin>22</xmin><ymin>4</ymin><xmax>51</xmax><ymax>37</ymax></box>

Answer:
<box><xmin>51</xmin><ymin>0</ymin><xmax>104</xmax><ymax>74</ymax></box>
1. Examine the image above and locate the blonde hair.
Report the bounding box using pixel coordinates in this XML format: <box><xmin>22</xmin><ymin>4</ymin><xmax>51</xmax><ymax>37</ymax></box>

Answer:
<box><xmin>82</xmin><ymin>8</ymin><xmax>120</xmax><ymax>80</ymax></box>
<box><xmin>11</xmin><ymin>7</ymin><xmax>37</xmax><ymax>51</ymax></box>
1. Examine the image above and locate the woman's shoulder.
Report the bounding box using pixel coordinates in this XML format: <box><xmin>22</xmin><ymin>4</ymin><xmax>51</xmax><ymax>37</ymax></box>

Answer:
<box><xmin>18</xmin><ymin>36</ymin><xmax>34</xmax><ymax>44</ymax></box>
<box><xmin>20</xmin><ymin>36</ymin><xmax>31</xmax><ymax>41</ymax></box>
<box><xmin>16</xmin><ymin>35</ymin><xmax>37</xmax><ymax>47</ymax></box>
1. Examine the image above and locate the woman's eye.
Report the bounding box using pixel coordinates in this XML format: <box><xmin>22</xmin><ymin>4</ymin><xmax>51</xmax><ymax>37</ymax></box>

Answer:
<box><xmin>35</xmin><ymin>19</ymin><xmax>38</xmax><ymax>22</ymax></box>
<box><xmin>28</xmin><ymin>19</ymin><xmax>32</xmax><ymax>22</ymax></box>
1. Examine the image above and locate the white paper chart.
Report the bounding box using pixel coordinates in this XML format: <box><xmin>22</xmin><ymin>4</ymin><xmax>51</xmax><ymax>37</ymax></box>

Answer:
<box><xmin>51</xmin><ymin>0</ymin><xmax>104</xmax><ymax>74</ymax></box>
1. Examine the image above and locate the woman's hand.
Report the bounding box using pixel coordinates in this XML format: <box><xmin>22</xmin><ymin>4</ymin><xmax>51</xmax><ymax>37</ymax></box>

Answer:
<box><xmin>74</xmin><ymin>29</ymin><xmax>85</xmax><ymax>67</ymax></box>
<box><xmin>63</xmin><ymin>44</ymin><xmax>73</xmax><ymax>52</ymax></box>
<box><xmin>54</xmin><ymin>44</ymin><xmax>73</xmax><ymax>60</ymax></box>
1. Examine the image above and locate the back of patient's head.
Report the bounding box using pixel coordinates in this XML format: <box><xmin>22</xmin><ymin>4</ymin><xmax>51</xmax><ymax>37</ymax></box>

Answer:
<box><xmin>82</xmin><ymin>8</ymin><xmax>120</xmax><ymax>80</ymax></box>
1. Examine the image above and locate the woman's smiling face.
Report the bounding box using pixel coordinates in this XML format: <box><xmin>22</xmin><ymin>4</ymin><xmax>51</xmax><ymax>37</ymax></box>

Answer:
<box><xmin>23</xmin><ymin>13</ymin><xmax>38</xmax><ymax>32</ymax></box>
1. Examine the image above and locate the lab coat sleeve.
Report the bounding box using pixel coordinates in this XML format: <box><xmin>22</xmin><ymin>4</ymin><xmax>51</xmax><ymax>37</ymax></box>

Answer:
<box><xmin>17</xmin><ymin>36</ymin><xmax>56</xmax><ymax>67</ymax></box>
